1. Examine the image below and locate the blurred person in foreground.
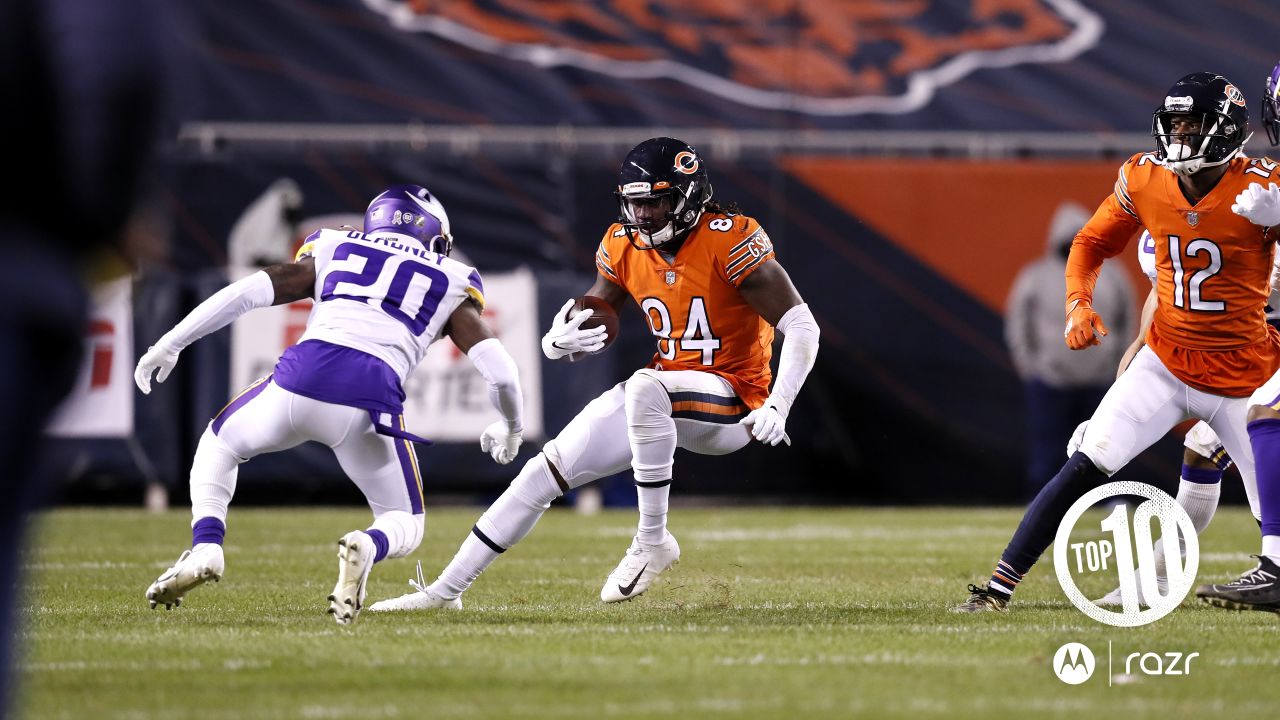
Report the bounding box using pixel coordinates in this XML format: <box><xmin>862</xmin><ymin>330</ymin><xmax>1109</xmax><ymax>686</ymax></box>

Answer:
<box><xmin>135</xmin><ymin>186</ymin><xmax>525</xmax><ymax>626</ymax></box>
<box><xmin>367</xmin><ymin>137</ymin><xmax>820</xmax><ymax>612</ymax></box>
<box><xmin>0</xmin><ymin>0</ymin><xmax>174</xmax><ymax>715</ymax></box>
<box><xmin>1005</xmin><ymin>201</ymin><xmax>1135</xmax><ymax>496</ymax></box>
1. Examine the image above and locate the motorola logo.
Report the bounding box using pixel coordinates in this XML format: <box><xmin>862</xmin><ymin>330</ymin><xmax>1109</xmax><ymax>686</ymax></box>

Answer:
<box><xmin>1053</xmin><ymin>642</ymin><xmax>1096</xmax><ymax>685</ymax></box>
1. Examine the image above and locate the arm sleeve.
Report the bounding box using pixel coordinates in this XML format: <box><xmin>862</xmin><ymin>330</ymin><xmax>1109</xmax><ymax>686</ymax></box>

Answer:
<box><xmin>1066</xmin><ymin>161</ymin><xmax>1145</xmax><ymax>309</ymax></box>
<box><xmin>156</xmin><ymin>271</ymin><xmax>275</xmax><ymax>352</ymax></box>
<box><xmin>467</xmin><ymin>337</ymin><xmax>523</xmax><ymax>433</ymax></box>
<box><xmin>767</xmin><ymin>303</ymin><xmax>820</xmax><ymax>419</ymax></box>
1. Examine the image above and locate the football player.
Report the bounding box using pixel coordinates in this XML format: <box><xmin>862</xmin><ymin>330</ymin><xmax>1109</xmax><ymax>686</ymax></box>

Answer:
<box><xmin>1081</xmin><ymin>65</ymin><xmax>1280</xmax><ymax>608</ymax></box>
<box><xmin>1078</xmin><ymin>229</ymin><xmax>1251</xmax><ymax>607</ymax></box>
<box><xmin>369</xmin><ymin>137</ymin><xmax>820</xmax><ymax>611</ymax></box>
<box><xmin>1199</xmin><ymin>60</ymin><xmax>1280</xmax><ymax>612</ymax></box>
<box><xmin>135</xmin><ymin>185</ymin><xmax>525</xmax><ymax>624</ymax></box>
<box><xmin>957</xmin><ymin>72</ymin><xmax>1280</xmax><ymax>612</ymax></box>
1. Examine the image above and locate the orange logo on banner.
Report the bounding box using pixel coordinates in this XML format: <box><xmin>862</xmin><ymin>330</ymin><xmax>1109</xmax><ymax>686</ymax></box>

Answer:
<box><xmin>376</xmin><ymin>0</ymin><xmax>1092</xmax><ymax>113</ymax></box>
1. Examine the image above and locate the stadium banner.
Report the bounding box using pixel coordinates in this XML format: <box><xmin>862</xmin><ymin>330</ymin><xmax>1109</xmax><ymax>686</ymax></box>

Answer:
<box><xmin>228</xmin><ymin>266</ymin><xmax>544</xmax><ymax>441</ymax></box>
<box><xmin>47</xmin><ymin>276</ymin><xmax>135</xmax><ymax>438</ymax></box>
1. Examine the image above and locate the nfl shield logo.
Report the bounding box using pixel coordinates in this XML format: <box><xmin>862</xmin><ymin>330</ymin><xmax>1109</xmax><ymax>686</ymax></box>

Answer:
<box><xmin>1186</xmin><ymin>211</ymin><xmax>1199</xmax><ymax>227</ymax></box>
<box><xmin>664</xmin><ymin>270</ymin><xmax>676</xmax><ymax>285</ymax></box>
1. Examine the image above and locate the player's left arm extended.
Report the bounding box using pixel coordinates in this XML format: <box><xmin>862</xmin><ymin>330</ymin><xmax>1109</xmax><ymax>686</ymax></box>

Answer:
<box><xmin>737</xmin><ymin>259</ymin><xmax>820</xmax><ymax>445</ymax></box>
<box><xmin>134</xmin><ymin>259</ymin><xmax>316</xmax><ymax>394</ymax></box>
<box><xmin>445</xmin><ymin>301</ymin><xmax>525</xmax><ymax>464</ymax></box>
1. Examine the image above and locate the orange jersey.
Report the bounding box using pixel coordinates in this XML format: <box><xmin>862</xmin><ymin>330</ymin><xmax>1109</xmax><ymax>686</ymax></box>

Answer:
<box><xmin>595</xmin><ymin>212</ymin><xmax>776</xmax><ymax>408</ymax></box>
<box><xmin>1067</xmin><ymin>153</ymin><xmax>1280</xmax><ymax>396</ymax></box>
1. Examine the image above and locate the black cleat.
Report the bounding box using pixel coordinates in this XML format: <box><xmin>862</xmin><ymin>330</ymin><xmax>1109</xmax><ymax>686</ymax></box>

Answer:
<box><xmin>1196</xmin><ymin>555</ymin><xmax>1280</xmax><ymax>613</ymax></box>
<box><xmin>952</xmin><ymin>583</ymin><xmax>1009</xmax><ymax>613</ymax></box>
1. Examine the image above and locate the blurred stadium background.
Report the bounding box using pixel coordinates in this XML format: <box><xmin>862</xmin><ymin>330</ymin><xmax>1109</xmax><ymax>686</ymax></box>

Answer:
<box><xmin>50</xmin><ymin>0</ymin><xmax>1279</xmax><ymax>510</ymax></box>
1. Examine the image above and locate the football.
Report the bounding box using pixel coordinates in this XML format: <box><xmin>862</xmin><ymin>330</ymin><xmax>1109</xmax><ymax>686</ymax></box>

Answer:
<box><xmin>568</xmin><ymin>295</ymin><xmax>619</xmax><ymax>362</ymax></box>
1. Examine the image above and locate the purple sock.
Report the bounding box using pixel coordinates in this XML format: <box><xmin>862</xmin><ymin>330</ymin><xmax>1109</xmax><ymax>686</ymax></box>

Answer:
<box><xmin>191</xmin><ymin>517</ymin><xmax>226</xmax><ymax>546</ymax></box>
<box><xmin>366</xmin><ymin>529</ymin><xmax>389</xmax><ymax>563</ymax></box>
<box><xmin>1180</xmin><ymin>464</ymin><xmax>1223</xmax><ymax>484</ymax></box>
<box><xmin>1248</xmin><ymin>418</ymin><xmax>1280</xmax><ymax>537</ymax></box>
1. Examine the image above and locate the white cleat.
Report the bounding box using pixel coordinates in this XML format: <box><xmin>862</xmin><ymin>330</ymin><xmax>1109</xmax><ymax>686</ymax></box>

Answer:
<box><xmin>1094</xmin><ymin>575</ymin><xmax>1167</xmax><ymax>608</ymax></box>
<box><xmin>146</xmin><ymin>543</ymin><xmax>225</xmax><ymax>610</ymax></box>
<box><xmin>328</xmin><ymin>531</ymin><xmax>375</xmax><ymax>625</ymax></box>
<box><xmin>600</xmin><ymin>532</ymin><xmax>680</xmax><ymax>603</ymax></box>
<box><xmin>368</xmin><ymin>562</ymin><xmax>462</xmax><ymax>612</ymax></box>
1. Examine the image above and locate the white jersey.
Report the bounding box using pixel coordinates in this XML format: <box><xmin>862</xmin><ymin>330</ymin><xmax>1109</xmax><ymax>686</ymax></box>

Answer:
<box><xmin>1138</xmin><ymin>229</ymin><xmax>1280</xmax><ymax>320</ymax></box>
<box><xmin>1137</xmin><ymin>230</ymin><xmax>1158</xmax><ymax>285</ymax></box>
<box><xmin>295</xmin><ymin>228</ymin><xmax>484</xmax><ymax>380</ymax></box>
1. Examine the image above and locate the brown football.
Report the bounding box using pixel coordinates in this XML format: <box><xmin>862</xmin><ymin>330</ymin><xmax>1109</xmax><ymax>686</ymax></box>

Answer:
<box><xmin>568</xmin><ymin>295</ymin><xmax>619</xmax><ymax>362</ymax></box>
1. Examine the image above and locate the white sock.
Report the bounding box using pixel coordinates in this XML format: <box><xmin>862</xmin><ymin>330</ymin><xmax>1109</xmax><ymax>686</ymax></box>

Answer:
<box><xmin>636</xmin><ymin>484</ymin><xmax>671</xmax><ymax>545</ymax></box>
<box><xmin>431</xmin><ymin>455</ymin><xmax>562</xmax><ymax>598</ymax></box>
<box><xmin>625</xmin><ymin>372</ymin><xmax>676</xmax><ymax>545</ymax></box>
<box><xmin>1153</xmin><ymin>479</ymin><xmax>1221</xmax><ymax>576</ymax></box>
<box><xmin>1176</xmin><ymin>478</ymin><xmax>1220</xmax><ymax>533</ymax></box>
<box><xmin>1262</xmin><ymin>535</ymin><xmax>1280</xmax><ymax>565</ymax></box>
<box><xmin>189</xmin><ymin>429</ymin><xmax>241</xmax><ymax>524</ymax></box>
<box><xmin>431</xmin><ymin>533</ymin><xmax>500</xmax><ymax>600</ymax></box>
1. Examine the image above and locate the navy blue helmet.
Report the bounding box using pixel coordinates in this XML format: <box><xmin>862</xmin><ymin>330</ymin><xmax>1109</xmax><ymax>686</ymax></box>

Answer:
<box><xmin>615</xmin><ymin>137</ymin><xmax>713</xmax><ymax>250</ymax></box>
<box><xmin>1151</xmin><ymin>72</ymin><xmax>1250</xmax><ymax>176</ymax></box>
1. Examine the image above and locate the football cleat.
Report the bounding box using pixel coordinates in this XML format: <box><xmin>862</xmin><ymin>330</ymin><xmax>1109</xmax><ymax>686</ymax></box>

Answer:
<box><xmin>600</xmin><ymin>532</ymin><xmax>680</xmax><ymax>603</ymax></box>
<box><xmin>327</xmin><ymin>531</ymin><xmax>375</xmax><ymax>625</ymax></box>
<box><xmin>367</xmin><ymin>562</ymin><xmax>462</xmax><ymax>612</ymax></box>
<box><xmin>1196</xmin><ymin>555</ymin><xmax>1280</xmax><ymax>613</ymax></box>
<box><xmin>146</xmin><ymin>543</ymin><xmax>225</xmax><ymax>610</ymax></box>
<box><xmin>1094</xmin><ymin>575</ymin><xmax>1167</xmax><ymax>608</ymax></box>
<box><xmin>951</xmin><ymin>584</ymin><xmax>1009</xmax><ymax>613</ymax></box>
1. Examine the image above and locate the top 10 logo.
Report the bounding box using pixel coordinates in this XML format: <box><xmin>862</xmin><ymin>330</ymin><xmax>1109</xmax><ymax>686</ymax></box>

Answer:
<box><xmin>1054</xmin><ymin>481</ymin><xmax>1199</xmax><ymax>627</ymax></box>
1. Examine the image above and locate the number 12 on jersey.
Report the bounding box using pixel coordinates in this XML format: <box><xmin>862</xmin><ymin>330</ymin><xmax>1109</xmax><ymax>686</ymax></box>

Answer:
<box><xmin>1167</xmin><ymin>235</ymin><xmax>1224</xmax><ymax>312</ymax></box>
<box><xmin>641</xmin><ymin>296</ymin><xmax>721</xmax><ymax>364</ymax></box>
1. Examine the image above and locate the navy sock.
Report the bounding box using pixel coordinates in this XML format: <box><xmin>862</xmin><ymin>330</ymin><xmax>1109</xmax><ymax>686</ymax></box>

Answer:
<box><xmin>366</xmin><ymin>529</ymin><xmax>390</xmax><ymax>563</ymax></box>
<box><xmin>995</xmin><ymin>452</ymin><xmax>1107</xmax><ymax>596</ymax></box>
<box><xmin>1248</xmin><ymin>418</ymin><xmax>1280</xmax><ymax>538</ymax></box>
<box><xmin>191</xmin><ymin>516</ymin><xmax>225</xmax><ymax>546</ymax></box>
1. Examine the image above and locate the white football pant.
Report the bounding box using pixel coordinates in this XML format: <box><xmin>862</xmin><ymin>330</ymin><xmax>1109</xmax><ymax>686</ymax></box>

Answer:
<box><xmin>194</xmin><ymin>378</ymin><xmax>424</xmax><ymax>558</ymax></box>
<box><xmin>1080</xmin><ymin>347</ymin><xmax>1260</xmax><ymax>519</ymax></box>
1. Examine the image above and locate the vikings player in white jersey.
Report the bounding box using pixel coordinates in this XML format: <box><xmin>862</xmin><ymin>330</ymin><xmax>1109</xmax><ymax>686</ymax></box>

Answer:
<box><xmin>134</xmin><ymin>185</ymin><xmax>525</xmax><ymax>625</ymax></box>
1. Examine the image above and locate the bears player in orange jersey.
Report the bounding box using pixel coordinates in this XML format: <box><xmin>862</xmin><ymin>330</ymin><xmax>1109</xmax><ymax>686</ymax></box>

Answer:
<box><xmin>957</xmin><ymin>71</ymin><xmax>1280</xmax><ymax>613</ymax></box>
<box><xmin>368</xmin><ymin>137</ymin><xmax>820</xmax><ymax>611</ymax></box>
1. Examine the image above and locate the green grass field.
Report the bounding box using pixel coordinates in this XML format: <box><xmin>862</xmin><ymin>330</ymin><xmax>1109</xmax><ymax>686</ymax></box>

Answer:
<box><xmin>14</xmin><ymin>506</ymin><xmax>1279</xmax><ymax>719</ymax></box>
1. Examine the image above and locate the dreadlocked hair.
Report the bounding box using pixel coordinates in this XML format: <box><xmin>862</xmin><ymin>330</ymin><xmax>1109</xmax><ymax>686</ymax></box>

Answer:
<box><xmin>704</xmin><ymin>198</ymin><xmax>741</xmax><ymax>217</ymax></box>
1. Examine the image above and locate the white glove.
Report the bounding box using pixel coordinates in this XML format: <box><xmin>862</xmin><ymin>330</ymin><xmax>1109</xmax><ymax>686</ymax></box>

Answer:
<box><xmin>739</xmin><ymin>403</ymin><xmax>791</xmax><ymax>447</ymax></box>
<box><xmin>1231</xmin><ymin>182</ymin><xmax>1280</xmax><ymax>227</ymax></box>
<box><xmin>1066</xmin><ymin>420</ymin><xmax>1088</xmax><ymax>458</ymax></box>
<box><xmin>134</xmin><ymin>344</ymin><xmax>180</xmax><ymax>395</ymax></box>
<box><xmin>479</xmin><ymin>421</ymin><xmax>522</xmax><ymax>465</ymax></box>
<box><xmin>541</xmin><ymin>298</ymin><xmax>607</xmax><ymax>360</ymax></box>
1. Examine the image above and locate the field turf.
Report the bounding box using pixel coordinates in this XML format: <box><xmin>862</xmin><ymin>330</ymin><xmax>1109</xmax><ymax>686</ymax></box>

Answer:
<box><xmin>15</xmin><ymin>506</ymin><xmax>1279</xmax><ymax>719</ymax></box>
